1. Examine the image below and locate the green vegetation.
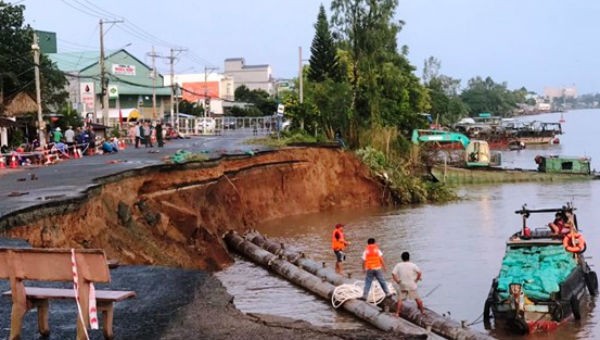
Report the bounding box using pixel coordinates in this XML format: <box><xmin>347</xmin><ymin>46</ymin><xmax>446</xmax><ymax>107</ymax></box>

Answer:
<box><xmin>247</xmin><ymin>131</ymin><xmax>320</xmax><ymax>148</ymax></box>
<box><xmin>0</xmin><ymin>2</ymin><xmax>68</xmax><ymax>112</ymax></box>
<box><xmin>229</xmin><ymin>85</ymin><xmax>278</xmax><ymax>116</ymax></box>
<box><xmin>271</xmin><ymin>2</ymin><xmax>548</xmax><ymax>203</ymax></box>
<box><xmin>355</xmin><ymin>146</ymin><xmax>456</xmax><ymax>204</ymax></box>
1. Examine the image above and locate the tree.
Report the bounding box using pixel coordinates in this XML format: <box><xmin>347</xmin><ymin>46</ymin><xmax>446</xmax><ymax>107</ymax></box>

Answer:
<box><xmin>460</xmin><ymin>76</ymin><xmax>517</xmax><ymax>116</ymax></box>
<box><xmin>0</xmin><ymin>2</ymin><xmax>67</xmax><ymax>111</ymax></box>
<box><xmin>308</xmin><ymin>5</ymin><xmax>342</xmax><ymax>82</ymax></box>
<box><xmin>233</xmin><ymin>85</ymin><xmax>277</xmax><ymax>116</ymax></box>
<box><xmin>178</xmin><ymin>99</ymin><xmax>204</xmax><ymax>116</ymax></box>
<box><xmin>422</xmin><ymin>56</ymin><xmax>465</xmax><ymax>124</ymax></box>
<box><xmin>304</xmin><ymin>78</ymin><xmax>353</xmax><ymax>138</ymax></box>
<box><xmin>330</xmin><ymin>0</ymin><xmax>430</xmax><ymax>145</ymax></box>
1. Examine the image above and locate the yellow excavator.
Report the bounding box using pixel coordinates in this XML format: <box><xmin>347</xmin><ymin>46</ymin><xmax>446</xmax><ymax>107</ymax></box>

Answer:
<box><xmin>411</xmin><ymin>129</ymin><xmax>501</xmax><ymax>167</ymax></box>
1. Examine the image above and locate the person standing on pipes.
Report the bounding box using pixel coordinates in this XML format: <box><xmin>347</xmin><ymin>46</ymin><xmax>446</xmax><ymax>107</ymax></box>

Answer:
<box><xmin>359</xmin><ymin>238</ymin><xmax>393</xmax><ymax>301</ymax></box>
<box><xmin>332</xmin><ymin>224</ymin><xmax>350</xmax><ymax>274</ymax></box>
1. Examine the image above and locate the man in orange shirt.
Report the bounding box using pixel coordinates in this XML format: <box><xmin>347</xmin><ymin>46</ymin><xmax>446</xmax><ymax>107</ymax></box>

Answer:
<box><xmin>360</xmin><ymin>238</ymin><xmax>393</xmax><ymax>301</ymax></box>
<box><xmin>332</xmin><ymin>223</ymin><xmax>350</xmax><ymax>274</ymax></box>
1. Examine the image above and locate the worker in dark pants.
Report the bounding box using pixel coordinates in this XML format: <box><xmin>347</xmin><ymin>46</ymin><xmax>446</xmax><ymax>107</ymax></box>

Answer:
<box><xmin>156</xmin><ymin>121</ymin><xmax>164</xmax><ymax>147</ymax></box>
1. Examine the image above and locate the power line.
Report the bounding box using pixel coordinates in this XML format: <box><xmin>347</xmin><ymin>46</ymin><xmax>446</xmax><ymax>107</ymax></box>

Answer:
<box><xmin>59</xmin><ymin>0</ymin><xmax>100</xmax><ymax>18</ymax></box>
<box><xmin>76</xmin><ymin>0</ymin><xmax>178</xmax><ymax>49</ymax></box>
<box><xmin>58</xmin><ymin>38</ymin><xmax>96</xmax><ymax>50</ymax></box>
<box><xmin>61</xmin><ymin>0</ymin><xmax>216</xmax><ymax>66</ymax></box>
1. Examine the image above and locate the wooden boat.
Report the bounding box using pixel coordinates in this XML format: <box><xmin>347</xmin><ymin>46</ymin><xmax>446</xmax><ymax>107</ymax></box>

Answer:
<box><xmin>483</xmin><ymin>204</ymin><xmax>598</xmax><ymax>334</ymax></box>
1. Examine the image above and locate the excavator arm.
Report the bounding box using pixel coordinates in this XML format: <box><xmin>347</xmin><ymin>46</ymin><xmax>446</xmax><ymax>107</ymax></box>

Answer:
<box><xmin>411</xmin><ymin>129</ymin><xmax>471</xmax><ymax>149</ymax></box>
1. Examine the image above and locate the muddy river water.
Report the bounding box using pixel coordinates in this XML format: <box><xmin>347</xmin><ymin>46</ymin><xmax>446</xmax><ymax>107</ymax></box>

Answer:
<box><xmin>217</xmin><ymin>110</ymin><xmax>600</xmax><ymax>339</ymax></box>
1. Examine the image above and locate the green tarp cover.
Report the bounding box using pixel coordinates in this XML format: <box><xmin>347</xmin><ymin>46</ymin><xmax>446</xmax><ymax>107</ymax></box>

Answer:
<box><xmin>496</xmin><ymin>245</ymin><xmax>576</xmax><ymax>300</ymax></box>
<box><xmin>170</xmin><ymin>150</ymin><xmax>192</xmax><ymax>164</ymax></box>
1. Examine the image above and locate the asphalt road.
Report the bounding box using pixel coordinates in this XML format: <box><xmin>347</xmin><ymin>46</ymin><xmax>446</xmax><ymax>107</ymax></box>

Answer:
<box><xmin>0</xmin><ymin>128</ymin><xmax>272</xmax><ymax>220</ymax></box>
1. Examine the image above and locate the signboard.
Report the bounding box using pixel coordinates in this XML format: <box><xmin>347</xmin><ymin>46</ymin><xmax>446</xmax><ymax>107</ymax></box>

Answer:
<box><xmin>277</xmin><ymin>104</ymin><xmax>285</xmax><ymax>114</ymax></box>
<box><xmin>181</xmin><ymin>81</ymin><xmax>219</xmax><ymax>102</ymax></box>
<box><xmin>111</xmin><ymin>64</ymin><xmax>136</xmax><ymax>76</ymax></box>
<box><xmin>108</xmin><ymin>85</ymin><xmax>119</xmax><ymax>99</ymax></box>
<box><xmin>80</xmin><ymin>82</ymin><xmax>95</xmax><ymax>111</ymax></box>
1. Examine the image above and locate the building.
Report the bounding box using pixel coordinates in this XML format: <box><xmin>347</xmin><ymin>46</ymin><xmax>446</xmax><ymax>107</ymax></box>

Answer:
<box><xmin>224</xmin><ymin>58</ymin><xmax>275</xmax><ymax>95</ymax></box>
<box><xmin>0</xmin><ymin>92</ymin><xmax>37</xmax><ymax>147</ymax></box>
<box><xmin>163</xmin><ymin>72</ymin><xmax>234</xmax><ymax>115</ymax></box>
<box><xmin>48</xmin><ymin>49</ymin><xmax>171</xmax><ymax>124</ymax></box>
<box><xmin>543</xmin><ymin>86</ymin><xmax>577</xmax><ymax>99</ymax></box>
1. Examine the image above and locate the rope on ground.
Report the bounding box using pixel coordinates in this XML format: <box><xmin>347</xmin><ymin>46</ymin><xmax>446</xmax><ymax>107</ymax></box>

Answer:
<box><xmin>466</xmin><ymin>312</ymin><xmax>484</xmax><ymax>326</ymax></box>
<box><xmin>331</xmin><ymin>280</ymin><xmax>395</xmax><ymax>308</ymax></box>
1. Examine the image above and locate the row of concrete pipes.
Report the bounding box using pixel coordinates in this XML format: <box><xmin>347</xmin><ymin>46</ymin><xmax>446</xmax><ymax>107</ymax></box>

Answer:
<box><xmin>223</xmin><ymin>230</ymin><xmax>494</xmax><ymax>340</ymax></box>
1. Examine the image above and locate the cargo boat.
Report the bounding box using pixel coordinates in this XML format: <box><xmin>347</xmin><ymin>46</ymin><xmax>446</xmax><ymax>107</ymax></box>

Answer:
<box><xmin>483</xmin><ymin>204</ymin><xmax>598</xmax><ymax>334</ymax></box>
<box><xmin>429</xmin><ymin>155</ymin><xmax>598</xmax><ymax>185</ymax></box>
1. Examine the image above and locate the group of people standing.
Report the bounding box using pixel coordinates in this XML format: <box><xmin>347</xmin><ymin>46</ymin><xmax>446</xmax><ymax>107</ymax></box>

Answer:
<box><xmin>130</xmin><ymin>121</ymin><xmax>164</xmax><ymax>148</ymax></box>
<box><xmin>332</xmin><ymin>223</ymin><xmax>425</xmax><ymax>316</ymax></box>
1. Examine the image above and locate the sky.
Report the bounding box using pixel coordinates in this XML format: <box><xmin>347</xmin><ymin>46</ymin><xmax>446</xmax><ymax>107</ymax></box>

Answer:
<box><xmin>18</xmin><ymin>0</ymin><xmax>600</xmax><ymax>95</ymax></box>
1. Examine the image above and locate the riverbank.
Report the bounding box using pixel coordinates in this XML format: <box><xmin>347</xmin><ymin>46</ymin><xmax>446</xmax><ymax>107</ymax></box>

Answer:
<box><xmin>0</xmin><ymin>143</ymin><xmax>404</xmax><ymax>338</ymax></box>
<box><xmin>0</xmin><ymin>258</ymin><xmax>409</xmax><ymax>340</ymax></box>
<box><xmin>0</xmin><ymin>147</ymin><xmax>389</xmax><ymax>270</ymax></box>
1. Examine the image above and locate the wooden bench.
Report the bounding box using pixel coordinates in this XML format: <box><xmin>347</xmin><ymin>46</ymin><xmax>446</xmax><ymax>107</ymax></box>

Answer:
<box><xmin>0</xmin><ymin>248</ymin><xmax>136</xmax><ymax>340</ymax></box>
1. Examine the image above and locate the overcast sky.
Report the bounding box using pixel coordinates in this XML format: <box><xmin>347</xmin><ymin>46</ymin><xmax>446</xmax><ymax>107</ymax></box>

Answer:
<box><xmin>20</xmin><ymin>0</ymin><xmax>600</xmax><ymax>94</ymax></box>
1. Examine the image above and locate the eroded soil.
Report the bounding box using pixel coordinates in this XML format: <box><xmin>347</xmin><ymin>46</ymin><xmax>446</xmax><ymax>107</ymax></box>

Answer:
<box><xmin>0</xmin><ymin>147</ymin><xmax>406</xmax><ymax>339</ymax></box>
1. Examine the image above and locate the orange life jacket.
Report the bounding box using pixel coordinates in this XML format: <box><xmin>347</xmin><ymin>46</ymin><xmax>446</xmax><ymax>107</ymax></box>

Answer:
<box><xmin>364</xmin><ymin>244</ymin><xmax>383</xmax><ymax>269</ymax></box>
<box><xmin>332</xmin><ymin>229</ymin><xmax>346</xmax><ymax>251</ymax></box>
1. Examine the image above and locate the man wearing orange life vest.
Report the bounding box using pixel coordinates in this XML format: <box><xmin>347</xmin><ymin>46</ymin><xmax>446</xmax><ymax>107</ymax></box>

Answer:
<box><xmin>360</xmin><ymin>238</ymin><xmax>393</xmax><ymax>301</ymax></box>
<box><xmin>332</xmin><ymin>224</ymin><xmax>350</xmax><ymax>274</ymax></box>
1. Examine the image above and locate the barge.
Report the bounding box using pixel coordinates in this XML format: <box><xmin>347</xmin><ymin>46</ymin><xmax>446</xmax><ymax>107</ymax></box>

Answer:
<box><xmin>483</xmin><ymin>204</ymin><xmax>598</xmax><ymax>334</ymax></box>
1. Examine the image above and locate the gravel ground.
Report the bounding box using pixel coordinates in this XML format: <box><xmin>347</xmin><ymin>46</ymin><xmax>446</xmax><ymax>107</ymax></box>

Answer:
<box><xmin>0</xmin><ymin>261</ymin><xmax>413</xmax><ymax>340</ymax></box>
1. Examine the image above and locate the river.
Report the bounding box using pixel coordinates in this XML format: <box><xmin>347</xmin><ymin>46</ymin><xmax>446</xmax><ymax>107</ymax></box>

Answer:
<box><xmin>216</xmin><ymin>109</ymin><xmax>600</xmax><ymax>339</ymax></box>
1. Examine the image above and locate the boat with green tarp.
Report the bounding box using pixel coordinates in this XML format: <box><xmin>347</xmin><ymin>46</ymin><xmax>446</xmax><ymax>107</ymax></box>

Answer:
<box><xmin>483</xmin><ymin>203</ymin><xmax>598</xmax><ymax>334</ymax></box>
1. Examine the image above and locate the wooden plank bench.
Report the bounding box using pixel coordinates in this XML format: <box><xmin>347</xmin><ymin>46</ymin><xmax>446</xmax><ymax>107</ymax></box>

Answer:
<box><xmin>0</xmin><ymin>248</ymin><xmax>136</xmax><ymax>340</ymax></box>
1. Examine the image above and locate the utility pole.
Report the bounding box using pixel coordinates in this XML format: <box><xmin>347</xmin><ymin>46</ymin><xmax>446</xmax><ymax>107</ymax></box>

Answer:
<box><xmin>203</xmin><ymin>66</ymin><xmax>218</xmax><ymax>120</ymax></box>
<box><xmin>298</xmin><ymin>46</ymin><xmax>303</xmax><ymax>104</ymax></box>
<box><xmin>148</xmin><ymin>46</ymin><xmax>158</xmax><ymax>120</ymax></box>
<box><xmin>204</xmin><ymin>67</ymin><xmax>208</xmax><ymax>120</ymax></box>
<box><xmin>99</xmin><ymin>19</ymin><xmax>123</xmax><ymax>126</ymax></box>
<box><xmin>32</xmin><ymin>31</ymin><xmax>46</xmax><ymax>147</ymax></box>
<box><xmin>168</xmin><ymin>48</ymin><xmax>186</xmax><ymax>128</ymax></box>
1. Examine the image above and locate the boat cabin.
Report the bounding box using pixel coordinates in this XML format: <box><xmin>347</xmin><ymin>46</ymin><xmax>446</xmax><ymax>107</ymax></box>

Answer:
<box><xmin>535</xmin><ymin>155</ymin><xmax>591</xmax><ymax>175</ymax></box>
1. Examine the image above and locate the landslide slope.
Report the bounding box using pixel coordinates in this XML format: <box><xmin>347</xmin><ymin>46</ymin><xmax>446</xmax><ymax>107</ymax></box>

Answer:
<box><xmin>1</xmin><ymin>147</ymin><xmax>388</xmax><ymax>270</ymax></box>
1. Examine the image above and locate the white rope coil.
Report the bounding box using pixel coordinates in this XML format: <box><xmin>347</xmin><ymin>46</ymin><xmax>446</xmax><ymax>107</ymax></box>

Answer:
<box><xmin>331</xmin><ymin>280</ymin><xmax>396</xmax><ymax>308</ymax></box>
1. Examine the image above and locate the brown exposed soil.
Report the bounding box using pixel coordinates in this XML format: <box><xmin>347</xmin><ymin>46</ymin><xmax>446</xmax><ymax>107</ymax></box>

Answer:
<box><xmin>0</xmin><ymin>147</ymin><xmax>418</xmax><ymax>339</ymax></box>
<box><xmin>1</xmin><ymin>147</ymin><xmax>389</xmax><ymax>272</ymax></box>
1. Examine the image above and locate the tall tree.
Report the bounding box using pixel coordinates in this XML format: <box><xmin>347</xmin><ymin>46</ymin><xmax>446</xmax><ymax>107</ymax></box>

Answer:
<box><xmin>330</xmin><ymin>0</ymin><xmax>429</xmax><ymax>144</ymax></box>
<box><xmin>423</xmin><ymin>56</ymin><xmax>465</xmax><ymax>124</ymax></box>
<box><xmin>308</xmin><ymin>5</ymin><xmax>342</xmax><ymax>82</ymax></box>
<box><xmin>0</xmin><ymin>1</ymin><xmax>67</xmax><ymax>111</ymax></box>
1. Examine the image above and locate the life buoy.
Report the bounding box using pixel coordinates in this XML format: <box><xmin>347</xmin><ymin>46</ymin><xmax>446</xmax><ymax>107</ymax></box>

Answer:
<box><xmin>563</xmin><ymin>233</ymin><xmax>586</xmax><ymax>253</ymax></box>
